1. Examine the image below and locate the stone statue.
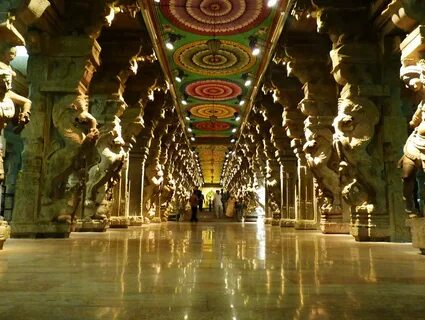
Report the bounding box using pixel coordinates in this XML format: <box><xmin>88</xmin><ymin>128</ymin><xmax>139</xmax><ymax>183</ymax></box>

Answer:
<box><xmin>84</xmin><ymin>96</ymin><xmax>126</xmax><ymax>220</ymax></box>
<box><xmin>0</xmin><ymin>44</ymin><xmax>32</xmax><ymax>181</ymax></box>
<box><xmin>44</xmin><ymin>94</ymin><xmax>99</xmax><ymax>214</ymax></box>
<box><xmin>143</xmin><ymin>159</ymin><xmax>164</xmax><ymax>219</ymax></box>
<box><xmin>400</xmin><ymin>61</ymin><xmax>425</xmax><ymax>216</ymax></box>
<box><xmin>333</xmin><ymin>96</ymin><xmax>381</xmax><ymax>212</ymax></box>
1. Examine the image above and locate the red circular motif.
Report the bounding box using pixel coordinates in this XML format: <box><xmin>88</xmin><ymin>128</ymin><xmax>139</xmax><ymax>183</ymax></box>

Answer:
<box><xmin>194</xmin><ymin>121</ymin><xmax>231</xmax><ymax>131</ymax></box>
<box><xmin>185</xmin><ymin>80</ymin><xmax>242</xmax><ymax>101</ymax></box>
<box><xmin>160</xmin><ymin>0</ymin><xmax>270</xmax><ymax>36</ymax></box>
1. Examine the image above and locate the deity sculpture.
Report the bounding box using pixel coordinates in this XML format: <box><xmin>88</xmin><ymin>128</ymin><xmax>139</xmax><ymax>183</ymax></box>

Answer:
<box><xmin>400</xmin><ymin>61</ymin><xmax>425</xmax><ymax>217</ymax></box>
<box><xmin>0</xmin><ymin>44</ymin><xmax>32</xmax><ymax>181</ymax></box>
<box><xmin>84</xmin><ymin>97</ymin><xmax>126</xmax><ymax>220</ymax></box>
<box><xmin>143</xmin><ymin>159</ymin><xmax>164</xmax><ymax>219</ymax></box>
<box><xmin>44</xmin><ymin>95</ymin><xmax>99</xmax><ymax>211</ymax></box>
<box><xmin>333</xmin><ymin>96</ymin><xmax>381</xmax><ymax>211</ymax></box>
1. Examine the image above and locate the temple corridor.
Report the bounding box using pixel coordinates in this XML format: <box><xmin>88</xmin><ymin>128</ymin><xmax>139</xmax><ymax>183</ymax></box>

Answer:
<box><xmin>1</xmin><ymin>222</ymin><xmax>425</xmax><ymax>320</ymax></box>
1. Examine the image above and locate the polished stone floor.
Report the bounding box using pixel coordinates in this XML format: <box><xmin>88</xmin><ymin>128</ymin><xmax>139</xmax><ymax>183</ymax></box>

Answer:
<box><xmin>1</xmin><ymin>222</ymin><xmax>425</xmax><ymax>320</ymax></box>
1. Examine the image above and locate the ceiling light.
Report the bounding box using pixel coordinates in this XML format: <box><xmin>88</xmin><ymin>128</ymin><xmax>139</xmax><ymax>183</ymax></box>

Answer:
<box><xmin>267</xmin><ymin>0</ymin><xmax>277</xmax><ymax>7</ymax></box>
<box><xmin>249</xmin><ymin>35</ymin><xmax>261</xmax><ymax>56</ymax></box>
<box><xmin>181</xmin><ymin>94</ymin><xmax>189</xmax><ymax>105</ymax></box>
<box><xmin>242</xmin><ymin>73</ymin><xmax>252</xmax><ymax>87</ymax></box>
<box><xmin>174</xmin><ymin>69</ymin><xmax>185</xmax><ymax>83</ymax></box>
<box><xmin>165</xmin><ymin>33</ymin><xmax>182</xmax><ymax>51</ymax></box>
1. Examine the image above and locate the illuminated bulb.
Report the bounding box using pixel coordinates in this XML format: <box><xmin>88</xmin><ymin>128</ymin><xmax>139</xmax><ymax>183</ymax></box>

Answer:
<box><xmin>175</xmin><ymin>75</ymin><xmax>182</xmax><ymax>82</ymax></box>
<box><xmin>191</xmin><ymin>136</ymin><xmax>195</xmax><ymax>141</ymax></box>
<box><xmin>165</xmin><ymin>42</ymin><xmax>174</xmax><ymax>50</ymax></box>
<box><xmin>244</xmin><ymin>79</ymin><xmax>252</xmax><ymax>87</ymax></box>
<box><xmin>239</xmin><ymin>99</ymin><xmax>245</xmax><ymax>106</ymax></box>
<box><xmin>235</xmin><ymin>115</ymin><xmax>241</xmax><ymax>121</ymax></box>
<box><xmin>182</xmin><ymin>99</ymin><xmax>188</xmax><ymax>105</ymax></box>
<box><xmin>267</xmin><ymin>0</ymin><xmax>277</xmax><ymax>7</ymax></box>
<box><xmin>252</xmin><ymin>47</ymin><xmax>260</xmax><ymax>56</ymax></box>
<box><xmin>188</xmin><ymin>127</ymin><xmax>192</xmax><ymax>132</ymax></box>
<box><xmin>232</xmin><ymin>128</ymin><xmax>237</xmax><ymax>133</ymax></box>
<box><xmin>230</xmin><ymin>138</ymin><xmax>236</xmax><ymax>143</ymax></box>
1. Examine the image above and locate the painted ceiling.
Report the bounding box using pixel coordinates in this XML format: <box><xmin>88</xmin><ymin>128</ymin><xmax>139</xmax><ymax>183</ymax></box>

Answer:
<box><xmin>142</xmin><ymin>0</ymin><xmax>284</xmax><ymax>184</ymax></box>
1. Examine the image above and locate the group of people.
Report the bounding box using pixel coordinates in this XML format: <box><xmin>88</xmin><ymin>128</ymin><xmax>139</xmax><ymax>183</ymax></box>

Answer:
<box><xmin>209</xmin><ymin>189</ymin><xmax>237</xmax><ymax>219</ymax></box>
<box><xmin>188</xmin><ymin>187</ymin><xmax>237</xmax><ymax>222</ymax></box>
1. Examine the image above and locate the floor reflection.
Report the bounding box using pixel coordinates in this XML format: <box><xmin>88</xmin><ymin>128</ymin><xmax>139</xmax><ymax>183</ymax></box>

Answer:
<box><xmin>1</xmin><ymin>223</ymin><xmax>425</xmax><ymax>319</ymax></box>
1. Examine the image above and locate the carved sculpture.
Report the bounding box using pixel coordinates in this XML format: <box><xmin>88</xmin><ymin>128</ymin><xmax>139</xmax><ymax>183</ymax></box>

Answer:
<box><xmin>84</xmin><ymin>96</ymin><xmax>126</xmax><ymax>221</ymax></box>
<box><xmin>43</xmin><ymin>94</ymin><xmax>99</xmax><ymax>222</ymax></box>
<box><xmin>0</xmin><ymin>44</ymin><xmax>31</xmax><ymax>181</ymax></box>
<box><xmin>333</xmin><ymin>96</ymin><xmax>381</xmax><ymax>211</ymax></box>
<box><xmin>400</xmin><ymin>61</ymin><xmax>425</xmax><ymax>216</ymax></box>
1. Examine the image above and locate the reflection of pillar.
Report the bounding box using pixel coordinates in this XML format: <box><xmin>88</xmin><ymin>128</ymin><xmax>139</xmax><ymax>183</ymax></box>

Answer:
<box><xmin>281</xmin><ymin>159</ymin><xmax>297</xmax><ymax>227</ymax></box>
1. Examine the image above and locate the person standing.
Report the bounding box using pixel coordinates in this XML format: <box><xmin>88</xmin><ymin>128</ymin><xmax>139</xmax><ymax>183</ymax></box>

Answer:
<box><xmin>198</xmin><ymin>192</ymin><xmax>204</xmax><ymax>212</ymax></box>
<box><xmin>189</xmin><ymin>189</ymin><xmax>199</xmax><ymax>222</ymax></box>
<box><xmin>213</xmin><ymin>190</ymin><xmax>223</xmax><ymax>219</ymax></box>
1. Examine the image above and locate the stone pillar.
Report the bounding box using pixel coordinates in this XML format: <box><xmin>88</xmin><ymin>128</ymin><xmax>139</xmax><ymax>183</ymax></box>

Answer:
<box><xmin>316</xmin><ymin>5</ymin><xmax>400</xmax><ymax>241</ymax></box>
<box><xmin>270</xmin><ymin>62</ymin><xmax>317</xmax><ymax>229</ymax></box>
<box><xmin>285</xmin><ymin>37</ymin><xmax>349</xmax><ymax>234</ymax></box>
<box><xmin>122</xmin><ymin>59</ymin><xmax>164</xmax><ymax>225</ymax></box>
<box><xmin>77</xmin><ymin>37</ymin><xmax>142</xmax><ymax>231</ymax></box>
<box><xmin>11</xmin><ymin>35</ymin><xmax>101</xmax><ymax>237</ymax></box>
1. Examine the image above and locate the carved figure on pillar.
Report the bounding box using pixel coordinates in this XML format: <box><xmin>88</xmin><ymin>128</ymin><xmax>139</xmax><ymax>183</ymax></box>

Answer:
<box><xmin>400</xmin><ymin>61</ymin><xmax>425</xmax><ymax>217</ymax></box>
<box><xmin>43</xmin><ymin>94</ymin><xmax>99</xmax><ymax>222</ymax></box>
<box><xmin>333</xmin><ymin>96</ymin><xmax>381</xmax><ymax>211</ymax></box>
<box><xmin>84</xmin><ymin>95</ymin><xmax>127</xmax><ymax>221</ymax></box>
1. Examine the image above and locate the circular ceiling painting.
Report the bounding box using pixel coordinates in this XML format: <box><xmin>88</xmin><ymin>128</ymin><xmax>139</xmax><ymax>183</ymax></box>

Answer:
<box><xmin>185</xmin><ymin>80</ymin><xmax>242</xmax><ymax>101</ymax></box>
<box><xmin>189</xmin><ymin>104</ymin><xmax>238</xmax><ymax>119</ymax></box>
<box><xmin>160</xmin><ymin>0</ymin><xmax>270</xmax><ymax>36</ymax></box>
<box><xmin>194</xmin><ymin>121</ymin><xmax>231</xmax><ymax>131</ymax></box>
<box><xmin>174</xmin><ymin>40</ymin><xmax>255</xmax><ymax>76</ymax></box>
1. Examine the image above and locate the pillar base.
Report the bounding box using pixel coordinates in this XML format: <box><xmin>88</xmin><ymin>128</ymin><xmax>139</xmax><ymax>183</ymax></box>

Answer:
<box><xmin>280</xmin><ymin>219</ymin><xmax>295</xmax><ymax>227</ymax></box>
<box><xmin>73</xmin><ymin>219</ymin><xmax>109</xmax><ymax>232</ymax></box>
<box><xmin>11</xmin><ymin>222</ymin><xmax>71</xmax><ymax>238</ymax></box>
<box><xmin>129</xmin><ymin>216</ymin><xmax>143</xmax><ymax>226</ymax></box>
<box><xmin>294</xmin><ymin>220</ymin><xmax>318</xmax><ymax>230</ymax></box>
<box><xmin>350</xmin><ymin>213</ymin><xmax>390</xmax><ymax>242</ymax></box>
<box><xmin>109</xmin><ymin>217</ymin><xmax>129</xmax><ymax>228</ymax></box>
<box><xmin>0</xmin><ymin>221</ymin><xmax>11</xmax><ymax>249</ymax></box>
<box><xmin>271</xmin><ymin>218</ymin><xmax>281</xmax><ymax>226</ymax></box>
<box><xmin>264</xmin><ymin>217</ymin><xmax>273</xmax><ymax>225</ymax></box>
<box><xmin>406</xmin><ymin>217</ymin><xmax>425</xmax><ymax>254</ymax></box>
<box><xmin>320</xmin><ymin>222</ymin><xmax>350</xmax><ymax>234</ymax></box>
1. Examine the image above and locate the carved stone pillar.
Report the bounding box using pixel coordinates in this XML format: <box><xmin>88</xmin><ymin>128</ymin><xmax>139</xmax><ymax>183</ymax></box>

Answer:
<box><xmin>143</xmin><ymin>104</ymin><xmax>174</xmax><ymax>223</ymax></box>
<box><xmin>77</xmin><ymin>36</ymin><xmax>142</xmax><ymax>231</ymax></box>
<box><xmin>124</xmin><ymin>61</ymin><xmax>166</xmax><ymax>225</ymax></box>
<box><xmin>270</xmin><ymin>62</ymin><xmax>316</xmax><ymax>229</ymax></box>
<box><xmin>317</xmin><ymin>5</ymin><xmax>402</xmax><ymax>241</ymax></box>
<box><xmin>129</xmin><ymin>89</ymin><xmax>166</xmax><ymax>224</ymax></box>
<box><xmin>285</xmin><ymin>37</ymin><xmax>349</xmax><ymax>234</ymax></box>
<box><xmin>11</xmin><ymin>35</ymin><xmax>100</xmax><ymax>237</ymax></box>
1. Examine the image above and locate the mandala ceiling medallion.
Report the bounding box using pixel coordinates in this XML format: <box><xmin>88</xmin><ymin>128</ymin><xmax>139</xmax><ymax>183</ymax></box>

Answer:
<box><xmin>161</xmin><ymin>0</ymin><xmax>270</xmax><ymax>36</ymax></box>
<box><xmin>185</xmin><ymin>79</ymin><xmax>242</xmax><ymax>101</ymax></box>
<box><xmin>189</xmin><ymin>104</ymin><xmax>238</xmax><ymax>119</ymax></box>
<box><xmin>194</xmin><ymin>121</ymin><xmax>231</xmax><ymax>131</ymax></box>
<box><xmin>174</xmin><ymin>40</ymin><xmax>255</xmax><ymax>76</ymax></box>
